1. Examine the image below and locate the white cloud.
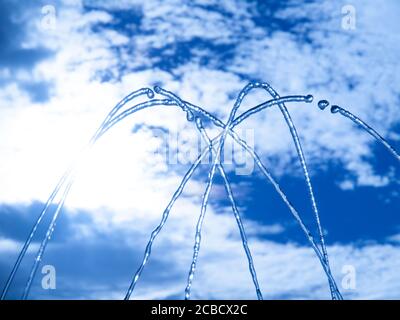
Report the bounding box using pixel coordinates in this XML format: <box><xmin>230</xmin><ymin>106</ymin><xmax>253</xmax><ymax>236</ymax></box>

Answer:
<box><xmin>0</xmin><ymin>0</ymin><xmax>399</xmax><ymax>300</ymax></box>
<box><xmin>0</xmin><ymin>238</ymin><xmax>21</xmax><ymax>253</ymax></box>
<box><xmin>387</xmin><ymin>234</ymin><xmax>400</xmax><ymax>244</ymax></box>
<box><xmin>0</xmin><ymin>237</ymin><xmax>39</xmax><ymax>254</ymax></box>
<box><xmin>1</xmin><ymin>0</ymin><xmax>399</xmax><ymax>209</ymax></box>
<box><xmin>130</xmin><ymin>223</ymin><xmax>400</xmax><ymax>299</ymax></box>
<box><xmin>1</xmin><ymin>199</ymin><xmax>396</xmax><ymax>299</ymax></box>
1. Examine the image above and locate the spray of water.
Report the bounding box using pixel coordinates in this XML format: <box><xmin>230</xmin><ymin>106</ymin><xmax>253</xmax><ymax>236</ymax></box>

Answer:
<box><xmin>195</xmin><ymin>120</ymin><xmax>263</xmax><ymax>300</ymax></box>
<box><xmin>233</xmin><ymin>81</ymin><xmax>338</xmax><ymax>300</ymax></box>
<box><xmin>155</xmin><ymin>84</ymin><xmax>264</xmax><ymax>299</ymax></box>
<box><xmin>317</xmin><ymin>101</ymin><xmax>400</xmax><ymax>163</ymax></box>
<box><xmin>123</xmin><ymin>86</ymin><xmax>342</xmax><ymax>300</ymax></box>
<box><xmin>124</xmin><ymin>133</ymin><xmax>223</xmax><ymax>300</ymax></box>
<box><xmin>4</xmin><ymin>83</ymin><xmax>396</xmax><ymax>300</ymax></box>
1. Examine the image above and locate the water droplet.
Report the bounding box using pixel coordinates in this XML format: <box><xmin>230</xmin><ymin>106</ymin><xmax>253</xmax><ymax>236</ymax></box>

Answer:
<box><xmin>318</xmin><ymin>100</ymin><xmax>329</xmax><ymax>110</ymax></box>
<box><xmin>305</xmin><ymin>94</ymin><xmax>314</xmax><ymax>103</ymax></box>
<box><xmin>146</xmin><ymin>89</ymin><xmax>155</xmax><ymax>99</ymax></box>
<box><xmin>186</xmin><ymin>110</ymin><xmax>194</xmax><ymax>122</ymax></box>
<box><xmin>195</xmin><ymin>117</ymin><xmax>203</xmax><ymax>128</ymax></box>
<box><xmin>153</xmin><ymin>86</ymin><xmax>162</xmax><ymax>94</ymax></box>
<box><xmin>331</xmin><ymin>105</ymin><xmax>340</xmax><ymax>113</ymax></box>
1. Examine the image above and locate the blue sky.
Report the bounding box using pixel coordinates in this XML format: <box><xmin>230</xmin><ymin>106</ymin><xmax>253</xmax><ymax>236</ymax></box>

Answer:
<box><xmin>0</xmin><ymin>0</ymin><xmax>399</xmax><ymax>299</ymax></box>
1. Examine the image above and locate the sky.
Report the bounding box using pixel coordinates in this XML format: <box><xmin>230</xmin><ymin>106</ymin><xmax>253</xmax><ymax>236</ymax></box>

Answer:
<box><xmin>0</xmin><ymin>0</ymin><xmax>399</xmax><ymax>300</ymax></box>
